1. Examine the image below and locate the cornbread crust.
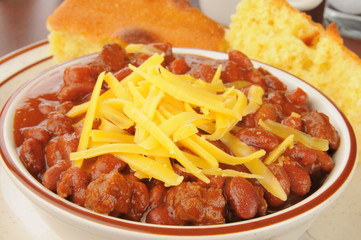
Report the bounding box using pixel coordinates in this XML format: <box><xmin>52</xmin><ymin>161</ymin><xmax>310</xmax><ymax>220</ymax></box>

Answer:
<box><xmin>47</xmin><ymin>0</ymin><xmax>228</xmax><ymax>63</ymax></box>
<box><xmin>226</xmin><ymin>0</ymin><xmax>361</xmax><ymax>153</ymax></box>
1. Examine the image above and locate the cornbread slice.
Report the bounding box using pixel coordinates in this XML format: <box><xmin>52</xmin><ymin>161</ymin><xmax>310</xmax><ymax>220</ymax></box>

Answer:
<box><xmin>47</xmin><ymin>0</ymin><xmax>228</xmax><ymax>63</ymax></box>
<box><xmin>226</xmin><ymin>0</ymin><xmax>361</xmax><ymax>151</ymax></box>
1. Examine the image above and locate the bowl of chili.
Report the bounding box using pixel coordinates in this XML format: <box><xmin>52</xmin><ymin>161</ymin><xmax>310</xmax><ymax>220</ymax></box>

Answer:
<box><xmin>0</xmin><ymin>43</ymin><xmax>358</xmax><ymax>240</ymax></box>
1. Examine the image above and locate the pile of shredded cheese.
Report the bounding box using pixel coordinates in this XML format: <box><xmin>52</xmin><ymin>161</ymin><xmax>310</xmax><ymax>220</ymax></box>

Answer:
<box><xmin>66</xmin><ymin>46</ymin><xmax>329</xmax><ymax>201</ymax></box>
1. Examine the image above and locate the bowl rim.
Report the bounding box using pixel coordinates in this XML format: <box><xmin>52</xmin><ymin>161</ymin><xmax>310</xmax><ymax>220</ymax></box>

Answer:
<box><xmin>0</xmin><ymin>47</ymin><xmax>358</xmax><ymax>237</ymax></box>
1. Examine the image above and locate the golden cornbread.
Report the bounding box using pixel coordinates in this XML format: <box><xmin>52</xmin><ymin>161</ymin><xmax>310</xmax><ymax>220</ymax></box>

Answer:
<box><xmin>47</xmin><ymin>0</ymin><xmax>228</xmax><ymax>63</ymax></box>
<box><xmin>226</xmin><ymin>0</ymin><xmax>361</xmax><ymax>152</ymax></box>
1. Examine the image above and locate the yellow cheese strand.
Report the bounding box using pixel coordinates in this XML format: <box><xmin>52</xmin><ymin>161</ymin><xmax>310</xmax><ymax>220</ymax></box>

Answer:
<box><xmin>135</xmin><ymin>86</ymin><xmax>164</xmax><ymax>143</ymax></box>
<box><xmin>73</xmin><ymin>72</ymin><xmax>105</xmax><ymax>168</ymax></box>
<box><xmin>139</xmin><ymin>111</ymin><xmax>204</xmax><ymax>150</ymax></box>
<box><xmin>104</xmin><ymin>73</ymin><xmax>132</xmax><ymax>100</ymax></box>
<box><xmin>248</xmin><ymin>85</ymin><xmax>264</xmax><ymax>105</ymax></box>
<box><xmin>201</xmin><ymin>168</ymin><xmax>264</xmax><ymax>179</ymax></box>
<box><xmin>264</xmin><ymin>135</ymin><xmax>294</xmax><ymax>165</ymax></box>
<box><xmin>123</xmin><ymin>102</ymin><xmax>209</xmax><ymax>183</ymax></box>
<box><xmin>70</xmin><ymin>143</ymin><xmax>170</xmax><ymax>160</ymax></box>
<box><xmin>121</xmin><ymin>53</ymin><xmax>164</xmax><ymax>86</ymax></box>
<box><xmin>155</xmin><ymin>156</ymin><xmax>173</xmax><ymax>170</ymax></box>
<box><xmin>191</xmin><ymin>134</ymin><xmax>266</xmax><ymax>165</ymax></box>
<box><xmin>242</xmin><ymin>101</ymin><xmax>261</xmax><ymax>116</ymax></box>
<box><xmin>98</xmin><ymin>117</ymin><xmax>124</xmax><ymax>133</ymax></box>
<box><xmin>98</xmin><ymin>102</ymin><xmax>134</xmax><ymax>129</ymax></box>
<box><xmin>90</xmin><ymin>130</ymin><xmax>134</xmax><ymax>143</ymax></box>
<box><xmin>115</xmin><ymin>153</ymin><xmax>183</xmax><ymax>186</ymax></box>
<box><xmin>175</xmin><ymin>164</ymin><xmax>263</xmax><ymax>179</ymax></box>
<box><xmin>129</xmin><ymin>64</ymin><xmax>241</xmax><ymax>119</ymax></box>
<box><xmin>259</xmin><ymin>119</ymin><xmax>329</xmax><ymax>151</ymax></box>
<box><xmin>221</xmin><ymin>132</ymin><xmax>287</xmax><ymax>201</ymax></box>
<box><xmin>66</xmin><ymin>90</ymin><xmax>114</xmax><ymax>118</ymax></box>
<box><xmin>205</xmin><ymin>113</ymin><xmax>238</xmax><ymax>141</ymax></box>
<box><xmin>173</xmin><ymin>124</ymin><xmax>199</xmax><ymax>142</ymax></box>
<box><xmin>179</xmin><ymin>137</ymin><xmax>219</xmax><ymax>169</ymax></box>
<box><xmin>211</xmin><ymin>65</ymin><xmax>222</xmax><ymax>84</ymax></box>
<box><xmin>127</xmin><ymin>81</ymin><xmax>145</xmax><ymax>107</ymax></box>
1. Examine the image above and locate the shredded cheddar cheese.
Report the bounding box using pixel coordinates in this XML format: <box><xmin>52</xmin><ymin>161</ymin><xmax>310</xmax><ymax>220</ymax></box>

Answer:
<box><xmin>73</xmin><ymin>72</ymin><xmax>105</xmax><ymax>168</ymax></box>
<box><xmin>264</xmin><ymin>135</ymin><xmax>294</xmax><ymax>165</ymax></box>
<box><xmin>259</xmin><ymin>119</ymin><xmax>329</xmax><ymax>151</ymax></box>
<box><xmin>68</xmin><ymin>50</ymin><xmax>289</xmax><ymax>201</ymax></box>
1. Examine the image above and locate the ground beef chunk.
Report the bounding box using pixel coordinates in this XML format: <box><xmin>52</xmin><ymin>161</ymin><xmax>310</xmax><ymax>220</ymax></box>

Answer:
<box><xmin>166</xmin><ymin>182</ymin><xmax>226</xmax><ymax>225</ymax></box>
<box><xmin>85</xmin><ymin>171</ymin><xmax>131</xmax><ymax>216</ymax></box>
<box><xmin>57</xmin><ymin>167</ymin><xmax>89</xmax><ymax>206</ymax></box>
<box><xmin>85</xmin><ymin>171</ymin><xmax>149</xmax><ymax>220</ymax></box>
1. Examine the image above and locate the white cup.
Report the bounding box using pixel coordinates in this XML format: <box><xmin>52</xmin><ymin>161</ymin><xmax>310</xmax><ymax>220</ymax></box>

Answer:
<box><xmin>198</xmin><ymin>0</ymin><xmax>240</xmax><ymax>25</ymax></box>
<box><xmin>199</xmin><ymin>0</ymin><xmax>323</xmax><ymax>25</ymax></box>
<box><xmin>286</xmin><ymin>0</ymin><xmax>323</xmax><ymax>11</ymax></box>
<box><xmin>327</xmin><ymin>0</ymin><xmax>361</xmax><ymax>14</ymax></box>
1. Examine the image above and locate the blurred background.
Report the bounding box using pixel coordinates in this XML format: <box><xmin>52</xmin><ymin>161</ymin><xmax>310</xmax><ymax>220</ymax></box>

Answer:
<box><xmin>0</xmin><ymin>0</ymin><xmax>360</xmax><ymax>57</ymax></box>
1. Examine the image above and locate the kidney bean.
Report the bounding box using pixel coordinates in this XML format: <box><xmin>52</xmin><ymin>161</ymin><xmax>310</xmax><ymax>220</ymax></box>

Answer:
<box><xmin>191</xmin><ymin>64</ymin><xmax>216</xmax><ymax>83</ymax></box>
<box><xmin>244</xmin><ymin>69</ymin><xmax>266</xmax><ymax>88</ymax></box>
<box><xmin>302</xmin><ymin>110</ymin><xmax>340</xmax><ymax>150</ymax></box>
<box><xmin>235</xmin><ymin>128</ymin><xmax>279</xmax><ymax>152</ymax></box>
<box><xmin>57</xmin><ymin>167</ymin><xmax>89</xmax><ymax>206</ymax></box>
<box><xmin>56</xmin><ymin>101</ymin><xmax>74</xmax><ymax>114</ymax></box>
<box><xmin>228</xmin><ymin>50</ymin><xmax>253</xmax><ymax>71</ymax></box>
<box><xmin>89</xmin><ymin>154</ymin><xmax>127</xmax><ymax>181</ymax></box>
<box><xmin>58</xmin><ymin>81</ymin><xmax>96</xmax><ymax>102</ymax></box>
<box><xmin>259</xmin><ymin>68</ymin><xmax>287</xmax><ymax>91</ymax></box>
<box><xmin>133</xmin><ymin>54</ymin><xmax>151</xmax><ymax>66</ymax></box>
<box><xmin>113</xmin><ymin>66</ymin><xmax>133</xmax><ymax>81</ymax></box>
<box><xmin>21</xmin><ymin>127</ymin><xmax>51</xmax><ymax>145</ymax></box>
<box><xmin>85</xmin><ymin>171</ymin><xmax>131</xmax><ymax>216</ymax></box>
<box><xmin>168</xmin><ymin>58</ymin><xmax>190</xmax><ymax>75</ymax></box>
<box><xmin>315</xmin><ymin>150</ymin><xmax>335</xmax><ymax>172</ymax></box>
<box><xmin>150</xmin><ymin>42</ymin><xmax>175</xmax><ymax>65</ymax></box>
<box><xmin>38</xmin><ymin>102</ymin><xmax>56</xmax><ymax>115</ymax></box>
<box><xmin>45</xmin><ymin>139</ymin><xmax>62</xmax><ymax>167</ymax></box>
<box><xmin>58</xmin><ymin>64</ymin><xmax>97</xmax><ymax>102</ymax></box>
<box><xmin>284</xmin><ymin>164</ymin><xmax>311</xmax><ymax>196</ymax></box>
<box><xmin>224</xmin><ymin>177</ymin><xmax>258</xmax><ymax>219</ymax></box>
<box><xmin>285</xmin><ymin>144</ymin><xmax>318</xmax><ymax>166</ymax></box>
<box><xmin>255</xmin><ymin>103</ymin><xmax>283</xmax><ymax>124</ymax></box>
<box><xmin>221</xmin><ymin>61</ymin><xmax>244</xmax><ymax>83</ymax></box>
<box><xmin>240</xmin><ymin>112</ymin><xmax>257</xmax><ymax>127</ymax></box>
<box><xmin>254</xmin><ymin>185</ymin><xmax>268</xmax><ymax>216</ymax></box>
<box><xmin>46</xmin><ymin>113</ymin><xmax>73</xmax><ymax>136</ymax></box>
<box><xmin>63</xmin><ymin>64</ymin><xmax>96</xmax><ymax>86</ymax></box>
<box><xmin>19</xmin><ymin>138</ymin><xmax>45</xmax><ymax>176</ymax></box>
<box><xmin>42</xmin><ymin>159</ymin><xmax>71</xmax><ymax>191</ymax></box>
<box><xmin>282</xmin><ymin>115</ymin><xmax>303</xmax><ymax>130</ymax></box>
<box><xmin>267</xmin><ymin>90</ymin><xmax>305</xmax><ymax>116</ymax></box>
<box><xmin>58</xmin><ymin>133</ymin><xmax>79</xmax><ymax>161</ymax></box>
<box><xmin>285</xmin><ymin>88</ymin><xmax>308</xmax><ymax>108</ymax></box>
<box><xmin>264</xmin><ymin>165</ymin><xmax>290</xmax><ymax>207</ymax></box>
<box><xmin>146</xmin><ymin>205</ymin><xmax>183</xmax><ymax>225</ymax></box>
<box><xmin>267</xmin><ymin>90</ymin><xmax>284</xmax><ymax>105</ymax></box>
<box><xmin>149</xmin><ymin>182</ymin><xmax>167</xmax><ymax>208</ymax></box>
<box><xmin>91</xmin><ymin>43</ymin><xmax>128</xmax><ymax>73</ymax></box>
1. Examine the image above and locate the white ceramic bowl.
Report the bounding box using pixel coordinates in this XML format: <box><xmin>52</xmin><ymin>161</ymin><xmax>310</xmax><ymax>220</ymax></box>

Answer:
<box><xmin>0</xmin><ymin>48</ymin><xmax>358</xmax><ymax>240</ymax></box>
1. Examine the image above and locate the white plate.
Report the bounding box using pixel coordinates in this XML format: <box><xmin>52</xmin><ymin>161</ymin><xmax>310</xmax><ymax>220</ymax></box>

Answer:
<box><xmin>0</xmin><ymin>41</ymin><xmax>360</xmax><ymax>240</ymax></box>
